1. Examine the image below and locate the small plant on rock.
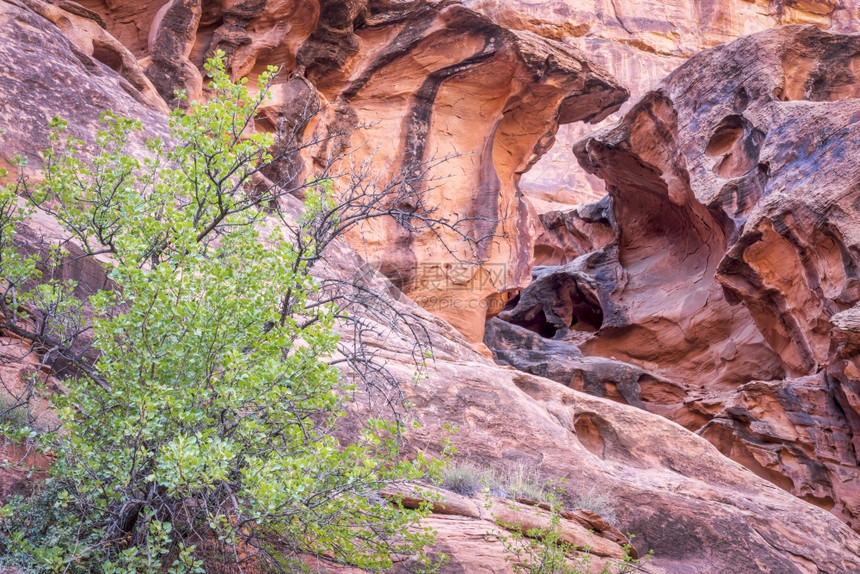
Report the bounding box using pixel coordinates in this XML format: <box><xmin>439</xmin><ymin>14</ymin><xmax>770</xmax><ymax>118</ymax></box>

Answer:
<box><xmin>496</xmin><ymin>494</ymin><xmax>650</xmax><ymax>574</ymax></box>
<box><xmin>569</xmin><ymin>486</ymin><xmax>618</xmax><ymax>526</ymax></box>
<box><xmin>438</xmin><ymin>460</ymin><xmax>552</xmax><ymax>502</ymax></box>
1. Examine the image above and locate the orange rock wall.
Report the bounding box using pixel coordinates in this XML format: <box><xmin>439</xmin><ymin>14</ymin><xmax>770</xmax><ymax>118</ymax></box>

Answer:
<box><xmin>491</xmin><ymin>25</ymin><xmax>860</xmax><ymax>533</ymax></box>
<box><xmin>49</xmin><ymin>0</ymin><xmax>860</xmax><ymax>345</ymax></box>
<box><xmin>62</xmin><ymin>0</ymin><xmax>631</xmax><ymax>344</ymax></box>
<box><xmin>464</xmin><ymin>0</ymin><xmax>860</xmax><ymax>211</ymax></box>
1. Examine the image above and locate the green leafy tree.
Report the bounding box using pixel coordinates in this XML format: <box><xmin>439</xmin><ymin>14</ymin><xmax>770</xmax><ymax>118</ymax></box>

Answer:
<box><xmin>0</xmin><ymin>54</ymin><xmax>448</xmax><ymax>573</ymax></box>
<box><xmin>0</xmin><ymin>153</ymin><xmax>43</xmax><ymax>438</ymax></box>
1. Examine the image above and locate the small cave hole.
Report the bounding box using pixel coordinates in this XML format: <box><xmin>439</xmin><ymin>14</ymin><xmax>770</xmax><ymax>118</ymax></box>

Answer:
<box><xmin>707</xmin><ymin>115</ymin><xmax>764</xmax><ymax>179</ymax></box>
<box><xmin>705</xmin><ymin>115</ymin><xmax>744</xmax><ymax>156</ymax></box>
<box><xmin>773</xmin><ymin>86</ymin><xmax>786</xmax><ymax>101</ymax></box>
<box><xmin>569</xmin><ymin>299</ymin><xmax>603</xmax><ymax>332</ymax></box>
<box><xmin>375</xmin><ymin>259</ymin><xmax>414</xmax><ymax>293</ymax></box>
<box><xmin>512</xmin><ymin>309</ymin><xmax>559</xmax><ymax>339</ymax></box>
<box><xmin>91</xmin><ymin>41</ymin><xmax>124</xmax><ymax>73</ymax></box>
<box><xmin>803</xmin><ymin>494</ymin><xmax>835</xmax><ymax>511</ymax></box>
<box><xmin>190</xmin><ymin>18</ymin><xmax>225</xmax><ymax>67</ymax></box>
<box><xmin>573</xmin><ymin>413</ymin><xmax>606</xmax><ymax>459</ymax></box>
<box><xmin>733</xmin><ymin>86</ymin><xmax>750</xmax><ymax>112</ymax></box>
<box><xmin>567</xmin><ymin>284</ymin><xmax>604</xmax><ymax>332</ymax></box>
<box><xmin>502</xmin><ymin>293</ymin><xmax>521</xmax><ymax>312</ymax></box>
<box><xmin>807</xmin><ymin>75</ymin><xmax>829</xmax><ymax>101</ymax></box>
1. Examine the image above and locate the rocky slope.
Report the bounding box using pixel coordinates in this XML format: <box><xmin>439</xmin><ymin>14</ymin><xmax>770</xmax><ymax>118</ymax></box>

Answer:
<box><xmin>311</xmin><ymin>203</ymin><xmax>860</xmax><ymax>573</ymax></box>
<box><xmin>2</xmin><ymin>0</ymin><xmax>860</xmax><ymax>572</ymax></box>
<box><xmin>312</xmin><ymin>484</ymin><xmax>639</xmax><ymax>573</ymax></box>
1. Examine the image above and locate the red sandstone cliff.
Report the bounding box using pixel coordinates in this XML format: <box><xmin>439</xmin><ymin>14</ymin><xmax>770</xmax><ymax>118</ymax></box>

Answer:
<box><xmin>490</xmin><ymin>24</ymin><xmax>860</xmax><ymax>535</ymax></box>
<box><xmin>471</xmin><ymin>0</ymin><xmax>860</xmax><ymax>211</ymax></box>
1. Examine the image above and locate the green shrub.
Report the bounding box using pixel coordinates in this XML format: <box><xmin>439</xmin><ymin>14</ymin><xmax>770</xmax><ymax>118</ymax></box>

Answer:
<box><xmin>0</xmin><ymin>53</ymin><xmax>445</xmax><ymax>574</ymax></box>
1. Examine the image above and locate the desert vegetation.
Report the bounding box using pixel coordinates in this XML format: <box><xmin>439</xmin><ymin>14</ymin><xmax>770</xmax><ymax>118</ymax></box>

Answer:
<box><xmin>0</xmin><ymin>54</ymin><xmax>457</xmax><ymax>574</ymax></box>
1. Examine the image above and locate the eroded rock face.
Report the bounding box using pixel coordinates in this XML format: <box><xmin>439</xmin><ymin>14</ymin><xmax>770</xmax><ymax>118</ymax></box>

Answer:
<box><xmin>401</xmin><ymin>349</ymin><xmax>860</xmax><ymax>573</ymax></box>
<box><xmin>325</xmin><ymin>245</ymin><xmax>860</xmax><ymax>573</ymax></box>
<box><xmin>652</xmin><ymin>25</ymin><xmax>860</xmax><ymax>387</ymax></box>
<box><xmin>300</xmin><ymin>7</ymin><xmax>626</xmax><ymax>344</ymax></box>
<box><xmin>58</xmin><ymin>0</ymin><xmax>860</xmax><ymax>348</ymax></box>
<box><xmin>696</xmin><ymin>28</ymin><xmax>860</xmax><ymax>530</ymax></box>
<box><xmin>4</xmin><ymin>1</ymin><xmax>860</xmax><ymax>571</ymax></box>
<box><xmin>491</xmin><ymin>25</ymin><xmax>860</xmax><ymax>532</ymax></box>
<box><xmin>533</xmin><ymin>195</ymin><xmax>616</xmax><ymax>266</ymax></box>
<box><xmin>700</xmin><ymin>372</ymin><xmax>860</xmax><ymax>530</ymax></box>
<box><xmin>62</xmin><ymin>0</ymin><xmax>629</xmax><ymax>344</ymax></box>
<box><xmin>0</xmin><ymin>0</ymin><xmax>168</xmax><ymax>172</ymax></box>
<box><xmin>464</xmin><ymin>0</ymin><xmax>860</xmax><ymax>211</ymax></box>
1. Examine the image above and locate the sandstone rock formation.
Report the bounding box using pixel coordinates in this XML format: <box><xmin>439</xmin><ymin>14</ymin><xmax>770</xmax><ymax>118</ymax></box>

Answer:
<box><xmin>54</xmin><ymin>0</ymin><xmax>631</xmax><ymax>345</ymax></box>
<box><xmin>490</xmin><ymin>25</ymin><xmax>860</xmax><ymax>533</ymax></box>
<box><xmin>3</xmin><ymin>0</ymin><xmax>860</xmax><ymax>572</ymax></box>
<box><xmin>369</xmin><ymin>484</ymin><xmax>637</xmax><ymax>573</ymax></box>
<box><xmin>22</xmin><ymin>0</ymin><xmax>859</xmax><ymax>345</ymax></box>
<box><xmin>320</xmin><ymin>232</ymin><xmax>860</xmax><ymax>572</ymax></box>
<box><xmin>386</xmin><ymin>319</ymin><xmax>860</xmax><ymax>572</ymax></box>
<box><xmin>0</xmin><ymin>0</ymin><xmax>168</xmax><ymax>173</ymax></box>
<box><xmin>532</xmin><ymin>195</ymin><xmax>616</xmax><ymax>266</ymax></box>
<box><xmin>464</xmin><ymin>0</ymin><xmax>860</xmax><ymax>211</ymax></box>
